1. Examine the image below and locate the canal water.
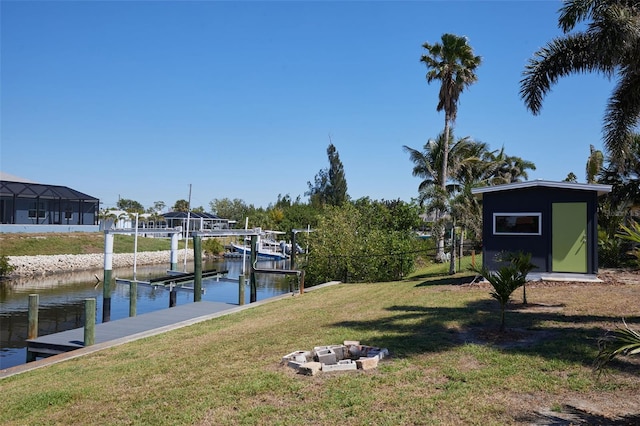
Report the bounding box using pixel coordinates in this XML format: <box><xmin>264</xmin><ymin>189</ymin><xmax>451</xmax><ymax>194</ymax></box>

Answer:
<box><xmin>0</xmin><ymin>258</ymin><xmax>293</xmax><ymax>370</ymax></box>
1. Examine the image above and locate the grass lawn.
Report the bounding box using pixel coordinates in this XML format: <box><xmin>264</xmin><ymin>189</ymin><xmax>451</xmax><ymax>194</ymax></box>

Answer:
<box><xmin>1</xmin><ymin>261</ymin><xmax>639</xmax><ymax>424</ymax></box>
<box><xmin>0</xmin><ymin>232</ymin><xmax>173</xmax><ymax>256</ymax></box>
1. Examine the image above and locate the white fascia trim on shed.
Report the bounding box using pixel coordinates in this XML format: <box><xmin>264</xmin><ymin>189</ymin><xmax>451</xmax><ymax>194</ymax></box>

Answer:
<box><xmin>470</xmin><ymin>180</ymin><xmax>612</xmax><ymax>199</ymax></box>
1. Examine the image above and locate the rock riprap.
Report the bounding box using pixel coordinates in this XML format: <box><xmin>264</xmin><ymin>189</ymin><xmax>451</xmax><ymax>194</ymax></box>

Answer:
<box><xmin>8</xmin><ymin>250</ymin><xmax>195</xmax><ymax>277</ymax></box>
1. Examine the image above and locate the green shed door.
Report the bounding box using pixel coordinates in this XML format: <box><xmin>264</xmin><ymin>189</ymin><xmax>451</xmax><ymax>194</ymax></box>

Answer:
<box><xmin>552</xmin><ymin>202</ymin><xmax>587</xmax><ymax>273</ymax></box>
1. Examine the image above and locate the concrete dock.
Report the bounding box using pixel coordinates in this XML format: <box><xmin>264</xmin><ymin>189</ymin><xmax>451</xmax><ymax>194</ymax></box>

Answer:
<box><xmin>0</xmin><ymin>280</ymin><xmax>341</xmax><ymax>379</ymax></box>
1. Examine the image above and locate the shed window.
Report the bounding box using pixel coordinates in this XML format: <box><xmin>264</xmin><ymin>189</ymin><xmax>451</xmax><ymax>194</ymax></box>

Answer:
<box><xmin>493</xmin><ymin>213</ymin><xmax>541</xmax><ymax>235</ymax></box>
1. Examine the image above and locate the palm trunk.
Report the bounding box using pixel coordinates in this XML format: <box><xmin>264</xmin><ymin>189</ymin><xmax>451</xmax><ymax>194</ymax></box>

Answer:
<box><xmin>438</xmin><ymin>116</ymin><xmax>451</xmax><ymax>262</ymax></box>
<box><xmin>449</xmin><ymin>221</ymin><xmax>456</xmax><ymax>274</ymax></box>
<box><xmin>441</xmin><ymin>116</ymin><xmax>450</xmax><ymax>194</ymax></box>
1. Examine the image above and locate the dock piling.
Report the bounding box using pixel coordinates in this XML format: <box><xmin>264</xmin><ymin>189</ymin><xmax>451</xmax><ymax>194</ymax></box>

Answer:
<box><xmin>170</xmin><ymin>231</ymin><xmax>179</xmax><ymax>271</ymax></box>
<box><xmin>103</xmin><ymin>231</ymin><xmax>114</xmax><ymax>322</ymax></box>
<box><xmin>238</xmin><ymin>275</ymin><xmax>245</xmax><ymax>306</ymax></box>
<box><xmin>84</xmin><ymin>298</ymin><xmax>96</xmax><ymax>346</ymax></box>
<box><xmin>169</xmin><ymin>283</ymin><xmax>177</xmax><ymax>307</ymax></box>
<box><xmin>193</xmin><ymin>235</ymin><xmax>202</xmax><ymax>302</ymax></box>
<box><xmin>28</xmin><ymin>294</ymin><xmax>39</xmax><ymax>340</ymax></box>
<box><xmin>250</xmin><ymin>235</ymin><xmax>257</xmax><ymax>303</ymax></box>
<box><xmin>129</xmin><ymin>281</ymin><xmax>137</xmax><ymax>317</ymax></box>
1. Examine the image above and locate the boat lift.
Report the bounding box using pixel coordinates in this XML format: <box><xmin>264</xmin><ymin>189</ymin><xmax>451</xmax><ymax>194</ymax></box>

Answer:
<box><xmin>115</xmin><ymin>268</ymin><xmax>230</xmax><ymax>311</ymax></box>
<box><xmin>103</xmin><ymin>228</ymin><xmax>306</xmax><ymax>319</ymax></box>
<box><xmin>193</xmin><ymin>230</ymin><xmax>305</xmax><ymax>302</ymax></box>
<box><xmin>115</xmin><ymin>268</ymin><xmax>229</xmax><ymax>292</ymax></box>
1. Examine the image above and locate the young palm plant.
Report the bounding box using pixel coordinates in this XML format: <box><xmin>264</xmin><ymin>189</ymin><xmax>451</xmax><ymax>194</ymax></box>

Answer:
<box><xmin>594</xmin><ymin>319</ymin><xmax>640</xmax><ymax>375</ymax></box>
<box><xmin>498</xmin><ymin>251</ymin><xmax>537</xmax><ymax>305</ymax></box>
<box><xmin>477</xmin><ymin>264</ymin><xmax>527</xmax><ymax>332</ymax></box>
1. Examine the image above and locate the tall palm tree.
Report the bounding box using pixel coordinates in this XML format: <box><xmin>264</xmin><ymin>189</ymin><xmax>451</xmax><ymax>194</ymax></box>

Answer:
<box><xmin>421</xmin><ymin>33</ymin><xmax>482</xmax><ymax>194</ymax></box>
<box><xmin>520</xmin><ymin>0</ymin><xmax>640</xmax><ymax>167</ymax></box>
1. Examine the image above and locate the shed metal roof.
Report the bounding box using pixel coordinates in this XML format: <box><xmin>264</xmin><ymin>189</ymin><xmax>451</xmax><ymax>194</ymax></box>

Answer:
<box><xmin>0</xmin><ymin>180</ymin><xmax>99</xmax><ymax>201</ymax></box>
<box><xmin>470</xmin><ymin>180</ymin><xmax>612</xmax><ymax>199</ymax></box>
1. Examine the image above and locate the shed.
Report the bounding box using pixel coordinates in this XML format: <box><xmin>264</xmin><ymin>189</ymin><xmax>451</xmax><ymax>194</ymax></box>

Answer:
<box><xmin>471</xmin><ymin>180</ymin><xmax>611</xmax><ymax>277</ymax></box>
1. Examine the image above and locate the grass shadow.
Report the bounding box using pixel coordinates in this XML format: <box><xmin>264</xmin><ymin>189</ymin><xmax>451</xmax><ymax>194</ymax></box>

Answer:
<box><xmin>331</xmin><ymin>295</ymin><xmax>640</xmax><ymax>373</ymax></box>
<box><xmin>415</xmin><ymin>275</ymin><xmax>480</xmax><ymax>287</ymax></box>
<box><xmin>519</xmin><ymin>406</ymin><xmax>640</xmax><ymax>425</ymax></box>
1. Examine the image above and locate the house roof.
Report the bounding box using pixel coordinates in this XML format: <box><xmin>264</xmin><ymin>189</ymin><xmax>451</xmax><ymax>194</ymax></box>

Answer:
<box><xmin>470</xmin><ymin>180</ymin><xmax>612</xmax><ymax>199</ymax></box>
<box><xmin>0</xmin><ymin>180</ymin><xmax>99</xmax><ymax>201</ymax></box>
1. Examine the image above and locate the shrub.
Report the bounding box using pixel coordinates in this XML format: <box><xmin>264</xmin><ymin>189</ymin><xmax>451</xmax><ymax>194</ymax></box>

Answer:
<box><xmin>599</xmin><ymin>229</ymin><xmax>631</xmax><ymax>267</ymax></box>
<box><xmin>304</xmin><ymin>203</ymin><xmax>419</xmax><ymax>285</ymax></box>
<box><xmin>617</xmin><ymin>220</ymin><xmax>640</xmax><ymax>268</ymax></box>
<box><xmin>0</xmin><ymin>254</ymin><xmax>15</xmax><ymax>278</ymax></box>
<box><xmin>202</xmin><ymin>238</ymin><xmax>224</xmax><ymax>256</ymax></box>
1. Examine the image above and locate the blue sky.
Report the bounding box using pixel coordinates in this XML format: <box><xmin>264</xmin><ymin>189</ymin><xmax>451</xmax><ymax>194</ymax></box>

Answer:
<box><xmin>1</xmin><ymin>1</ymin><xmax>615</xmax><ymax>211</ymax></box>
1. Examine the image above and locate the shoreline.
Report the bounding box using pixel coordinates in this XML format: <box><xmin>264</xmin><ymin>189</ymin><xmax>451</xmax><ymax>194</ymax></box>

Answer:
<box><xmin>7</xmin><ymin>250</ymin><xmax>199</xmax><ymax>278</ymax></box>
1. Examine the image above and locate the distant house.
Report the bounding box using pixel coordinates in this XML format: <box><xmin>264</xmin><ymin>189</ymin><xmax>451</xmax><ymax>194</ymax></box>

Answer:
<box><xmin>471</xmin><ymin>180</ymin><xmax>611</xmax><ymax>277</ymax></box>
<box><xmin>1</xmin><ymin>172</ymin><xmax>99</xmax><ymax>233</ymax></box>
<box><xmin>162</xmin><ymin>211</ymin><xmax>231</xmax><ymax>237</ymax></box>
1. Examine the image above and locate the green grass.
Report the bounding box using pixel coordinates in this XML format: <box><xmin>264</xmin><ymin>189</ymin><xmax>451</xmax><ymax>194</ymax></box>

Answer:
<box><xmin>0</xmin><ymin>232</ymin><xmax>173</xmax><ymax>256</ymax></box>
<box><xmin>1</xmin><ymin>266</ymin><xmax>638</xmax><ymax>425</ymax></box>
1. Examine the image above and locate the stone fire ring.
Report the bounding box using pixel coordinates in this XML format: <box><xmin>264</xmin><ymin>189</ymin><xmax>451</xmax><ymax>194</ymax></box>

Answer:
<box><xmin>281</xmin><ymin>340</ymin><xmax>389</xmax><ymax>376</ymax></box>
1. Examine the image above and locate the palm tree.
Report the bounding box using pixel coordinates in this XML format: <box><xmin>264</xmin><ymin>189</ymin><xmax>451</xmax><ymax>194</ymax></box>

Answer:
<box><xmin>98</xmin><ymin>209</ymin><xmax>118</xmax><ymax>229</ymax></box>
<box><xmin>488</xmin><ymin>147</ymin><xmax>537</xmax><ymax>184</ymax></box>
<box><xmin>446</xmin><ymin>141</ymin><xmax>498</xmax><ymax>269</ymax></box>
<box><xmin>421</xmin><ymin>33</ymin><xmax>482</xmax><ymax>195</ymax></box>
<box><xmin>404</xmin><ymin>132</ymin><xmax>477</xmax><ymax>260</ymax></box>
<box><xmin>598</xmin><ymin>134</ymin><xmax>640</xmax><ymax>230</ymax></box>
<box><xmin>520</xmin><ymin>0</ymin><xmax>640</xmax><ymax>167</ymax></box>
<box><xmin>586</xmin><ymin>144</ymin><xmax>604</xmax><ymax>183</ymax></box>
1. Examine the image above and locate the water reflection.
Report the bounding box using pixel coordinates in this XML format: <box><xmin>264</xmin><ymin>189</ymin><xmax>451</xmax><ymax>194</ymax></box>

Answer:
<box><xmin>0</xmin><ymin>258</ymin><xmax>293</xmax><ymax>370</ymax></box>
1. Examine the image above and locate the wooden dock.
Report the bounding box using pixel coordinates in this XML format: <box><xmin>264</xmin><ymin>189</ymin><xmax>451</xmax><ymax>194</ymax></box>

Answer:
<box><xmin>25</xmin><ymin>301</ymin><xmax>237</xmax><ymax>360</ymax></box>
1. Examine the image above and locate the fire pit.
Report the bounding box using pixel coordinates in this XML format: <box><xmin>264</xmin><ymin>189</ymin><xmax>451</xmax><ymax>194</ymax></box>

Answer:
<box><xmin>281</xmin><ymin>340</ymin><xmax>389</xmax><ymax>375</ymax></box>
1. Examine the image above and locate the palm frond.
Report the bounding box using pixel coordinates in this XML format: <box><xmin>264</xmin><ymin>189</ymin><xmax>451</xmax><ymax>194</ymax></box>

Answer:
<box><xmin>603</xmin><ymin>69</ymin><xmax>640</xmax><ymax>166</ymax></box>
<box><xmin>594</xmin><ymin>319</ymin><xmax>640</xmax><ymax>373</ymax></box>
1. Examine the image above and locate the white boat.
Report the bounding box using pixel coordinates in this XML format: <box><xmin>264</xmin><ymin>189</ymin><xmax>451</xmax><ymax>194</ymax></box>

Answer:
<box><xmin>230</xmin><ymin>230</ymin><xmax>289</xmax><ymax>260</ymax></box>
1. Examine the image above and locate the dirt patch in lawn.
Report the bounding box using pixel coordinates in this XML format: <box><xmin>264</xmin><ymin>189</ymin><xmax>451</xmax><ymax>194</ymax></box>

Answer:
<box><xmin>457</xmin><ymin>268</ymin><xmax>640</xmax><ymax>424</ymax></box>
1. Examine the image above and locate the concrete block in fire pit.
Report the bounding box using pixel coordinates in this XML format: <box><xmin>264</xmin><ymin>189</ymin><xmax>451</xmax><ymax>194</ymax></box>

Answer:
<box><xmin>322</xmin><ymin>359</ymin><xmax>357</xmax><ymax>372</ymax></box>
<box><xmin>299</xmin><ymin>362</ymin><xmax>322</xmax><ymax>376</ymax></box>
<box><xmin>356</xmin><ymin>357</ymin><xmax>379</xmax><ymax>370</ymax></box>
<box><xmin>281</xmin><ymin>350</ymin><xmax>311</xmax><ymax>364</ymax></box>
<box><xmin>316</xmin><ymin>348</ymin><xmax>337</xmax><ymax>365</ymax></box>
<box><xmin>328</xmin><ymin>345</ymin><xmax>347</xmax><ymax>360</ymax></box>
